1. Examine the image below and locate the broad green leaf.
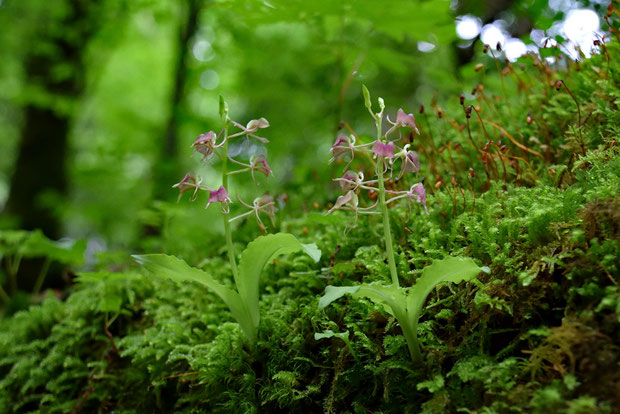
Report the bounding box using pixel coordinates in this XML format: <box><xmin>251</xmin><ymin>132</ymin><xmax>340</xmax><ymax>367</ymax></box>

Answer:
<box><xmin>314</xmin><ymin>329</ymin><xmax>349</xmax><ymax>341</ymax></box>
<box><xmin>0</xmin><ymin>230</ymin><xmax>85</xmax><ymax>265</ymax></box>
<box><xmin>318</xmin><ymin>257</ymin><xmax>488</xmax><ymax>364</ymax></box>
<box><xmin>318</xmin><ymin>285</ymin><xmax>360</xmax><ymax>309</ymax></box>
<box><xmin>354</xmin><ymin>283</ymin><xmax>406</xmax><ymax>317</ymax></box>
<box><xmin>406</xmin><ymin>257</ymin><xmax>489</xmax><ymax>326</ymax></box>
<box><xmin>0</xmin><ymin>230</ymin><xmax>31</xmax><ymax>255</ymax></box>
<box><xmin>237</xmin><ymin>233</ymin><xmax>321</xmax><ymax>329</ymax></box>
<box><xmin>132</xmin><ymin>254</ymin><xmax>254</xmax><ymax>340</ymax></box>
<box><xmin>75</xmin><ymin>271</ymin><xmax>139</xmax><ymax>284</ymax></box>
<box><xmin>22</xmin><ymin>231</ymin><xmax>86</xmax><ymax>265</ymax></box>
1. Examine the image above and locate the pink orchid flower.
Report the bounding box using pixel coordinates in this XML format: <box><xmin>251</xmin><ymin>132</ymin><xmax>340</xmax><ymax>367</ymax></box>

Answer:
<box><xmin>206</xmin><ymin>186</ymin><xmax>232</xmax><ymax>213</ymax></box>
<box><xmin>192</xmin><ymin>131</ymin><xmax>219</xmax><ymax>159</ymax></box>
<box><xmin>172</xmin><ymin>172</ymin><xmax>201</xmax><ymax>201</ymax></box>
<box><xmin>389</xmin><ymin>109</ymin><xmax>420</xmax><ymax>134</ymax></box>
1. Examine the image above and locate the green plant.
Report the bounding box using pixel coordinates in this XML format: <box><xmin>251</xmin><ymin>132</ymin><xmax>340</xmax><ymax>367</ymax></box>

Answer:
<box><xmin>0</xmin><ymin>230</ymin><xmax>86</xmax><ymax>301</ymax></box>
<box><xmin>135</xmin><ymin>233</ymin><xmax>319</xmax><ymax>344</ymax></box>
<box><xmin>134</xmin><ymin>100</ymin><xmax>321</xmax><ymax>344</ymax></box>
<box><xmin>321</xmin><ymin>88</ymin><xmax>488</xmax><ymax>363</ymax></box>
<box><xmin>320</xmin><ymin>256</ymin><xmax>488</xmax><ymax>363</ymax></box>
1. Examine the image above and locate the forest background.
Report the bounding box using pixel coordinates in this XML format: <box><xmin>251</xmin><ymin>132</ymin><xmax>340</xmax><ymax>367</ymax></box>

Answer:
<box><xmin>0</xmin><ymin>0</ymin><xmax>609</xmax><ymax>257</ymax></box>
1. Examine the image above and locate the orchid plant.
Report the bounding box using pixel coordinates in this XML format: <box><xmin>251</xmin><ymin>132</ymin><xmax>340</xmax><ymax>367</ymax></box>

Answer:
<box><xmin>320</xmin><ymin>86</ymin><xmax>489</xmax><ymax>364</ymax></box>
<box><xmin>134</xmin><ymin>98</ymin><xmax>320</xmax><ymax>345</ymax></box>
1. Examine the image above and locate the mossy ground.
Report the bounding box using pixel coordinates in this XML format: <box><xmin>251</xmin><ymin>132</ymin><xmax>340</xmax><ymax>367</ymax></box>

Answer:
<box><xmin>1</xmin><ymin>39</ymin><xmax>620</xmax><ymax>414</ymax></box>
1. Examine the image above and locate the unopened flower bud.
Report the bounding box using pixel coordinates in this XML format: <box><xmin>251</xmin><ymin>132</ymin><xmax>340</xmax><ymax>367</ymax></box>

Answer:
<box><xmin>419</xmin><ymin>104</ymin><xmax>425</xmax><ymax>114</ymax></box>
<box><xmin>527</xmin><ymin>114</ymin><xmax>533</xmax><ymax>124</ymax></box>
<box><xmin>460</xmin><ymin>93</ymin><xmax>465</xmax><ymax>105</ymax></box>
<box><xmin>474</xmin><ymin>63</ymin><xmax>484</xmax><ymax>72</ymax></box>
<box><xmin>555</xmin><ymin>80</ymin><xmax>563</xmax><ymax>91</ymax></box>
<box><xmin>483</xmin><ymin>44</ymin><xmax>489</xmax><ymax>53</ymax></box>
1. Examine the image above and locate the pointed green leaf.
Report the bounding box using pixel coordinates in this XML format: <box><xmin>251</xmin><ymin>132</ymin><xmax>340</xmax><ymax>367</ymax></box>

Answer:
<box><xmin>132</xmin><ymin>254</ymin><xmax>254</xmax><ymax>340</ymax></box>
<box><xmin>355</xmin><ymin>284</ymin><xmax>406</xmax><ymax>317</ymax></box>
<box><xmin>237</xmin><ymin>233</ymin><xmax>321</xmax><ymax>329</ymax></box>
<box><xmin>314</xmin><ymin>329</ymin><xmax>349</xmax><ymax>342</ymax></box>
<box><xmin>407</xmin><ymin>257</ymin><xmax>487</xmax><ymax>326</ymax></box>
<box><xmin>318</xmin><ymin>285</ymin><xmax>360</xmax><ymax>309</ymax></box>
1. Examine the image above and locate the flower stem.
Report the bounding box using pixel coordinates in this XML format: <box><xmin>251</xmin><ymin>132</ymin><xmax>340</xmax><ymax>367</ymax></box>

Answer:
<box><xmin>374</xmin><ymin>114</ymin><xmax>399</xmax><ymax>288</ymax></box>
<box><xmin>221</xmin><ymin>126</ymin><xmax>239</xmax><ymax>281</ymax></box>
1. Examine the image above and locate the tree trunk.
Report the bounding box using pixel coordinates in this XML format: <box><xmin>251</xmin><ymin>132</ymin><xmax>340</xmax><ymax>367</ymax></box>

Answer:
<box><xmin>5</xmin><ymin>0</ymin><xmax>98</xmax><ymax>239</ymax></box>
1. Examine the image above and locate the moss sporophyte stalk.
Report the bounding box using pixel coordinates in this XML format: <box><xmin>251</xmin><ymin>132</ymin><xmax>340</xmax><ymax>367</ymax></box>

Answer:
<box><xmin>134</xmin><ymin>97</ymin><xmax>320</xmax><ymax>345</ymax></box>
<box><xmin>321</xmin><ymin>86</ymin><xmax>489</xmax><ymax>364</ymax></box>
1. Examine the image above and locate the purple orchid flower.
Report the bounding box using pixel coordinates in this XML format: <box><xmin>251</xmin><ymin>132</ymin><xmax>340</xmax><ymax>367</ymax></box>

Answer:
<box><xmin>206</xmin><ymin>186</ymin><xmax>232</xmax><ymax>213</ymax></box>
<box><xmin>329</xmin><ymin>134</ymin><xmax>354</xmax><ymax>162</ymax></box>
<box><xmin>336</xmin><ymin>170</ymin><xmax>360</xmax><ymax>193</ymax></box>
<box><xmin>231</xmin><ymin>193</ymin><xmax>276</xmax><ymax>233</ymax></box>
<box><xmin>372</xmin><ymin>140</ymin><xmax>395</xmax><ymax>159</ymax></box>
<box><xmin>408</xmin><ymin>183</ymin><xmax>428</xmax><ymax>215</ymax></box>
<box><xmin>250</xmin><ymin>155</ymin><xmax>272</xmax><ymax>178</ymax></box>
<box><xmin>391</xmin><ymin>109</ymin><xmax>420</xmax><ymax>134</ymax></box>
<box><xmin>192</xmin><ymin>131</ymin><xmax>218</xmax><ymax>159</ymax></box>
<box><xmin>400</xmin><ymin>146</ymin><xmax>420</xmax><ymax>175</ymax></box>
<box><xmin>172</xmin><ymin>172</ymin><xmax>201</xmax><ymax>201</ymax></box>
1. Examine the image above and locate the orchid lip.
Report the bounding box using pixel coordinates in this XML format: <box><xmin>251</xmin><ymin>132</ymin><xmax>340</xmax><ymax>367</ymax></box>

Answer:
<box><xmin>372</xmin><ymin>140</ymin><xmax>395</xmax><ymax>158</ymax></box>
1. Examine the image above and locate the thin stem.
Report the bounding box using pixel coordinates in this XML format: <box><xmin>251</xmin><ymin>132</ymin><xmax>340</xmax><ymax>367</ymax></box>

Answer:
<box><xmin>557</xmin><ymin>80</ymin><xmax>586</xmax><ymax>156</ymax></box>
<box><xmin>372</xmin><ymin>110</ymin><xmax>399</xmax><ymax>288</ymax></box>
<box><xmin>0</xmin><ymin>284</ymin><xmax>9</xmax><ymax>303</ymax></box>
<box><xmin>467</xmin><ymin>178</ymin><xmax>476</xmax><ymax>213</ymax></box>
<box><xmin>228</xmin><ymin>210</ymin><xmax>254</xmax><ymax>222</ymax></box>
<box><xmin>8</xmin><ymin>254</ymin><xmax>21</xmax><ymax>294</ymax></box>
<box><xmin>377</xmin><ymin>159</ymin><xmax>399</xmax><ymax>288</ymax></box>
<box><xmin>221</xmin><ymin>126</ymin><xmax>239</xmax><ymax>281</ymax></box>
<box><xmin>33</xmin><ymin>258</ymin><xmax>51</xmax><ymax>295</ymax></box>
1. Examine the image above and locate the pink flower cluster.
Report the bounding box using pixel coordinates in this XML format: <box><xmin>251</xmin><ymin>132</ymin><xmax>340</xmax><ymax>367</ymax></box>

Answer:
<box><xmin>328</xmin><ymin>107</ymin><xmax>428</xmax><ymax>218</ymax></box>
<box><xmin>173</xmin><ymin>115</ymin><xmax>276</xmax><ymax>229</ymax></box>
